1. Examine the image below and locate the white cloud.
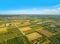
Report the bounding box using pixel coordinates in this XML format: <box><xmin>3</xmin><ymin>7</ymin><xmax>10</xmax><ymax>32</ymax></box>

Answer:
<box><xmin>0</xmin><ymin>4</ymin><xmax>60</xmax><ymax>15</ymax></box>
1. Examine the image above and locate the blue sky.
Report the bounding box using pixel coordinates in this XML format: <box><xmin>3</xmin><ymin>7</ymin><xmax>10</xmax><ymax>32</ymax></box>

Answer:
<box><xmin>0</xmin><ymin>0</ymin><xmax>60</xmax><ymax>14</ymax></box>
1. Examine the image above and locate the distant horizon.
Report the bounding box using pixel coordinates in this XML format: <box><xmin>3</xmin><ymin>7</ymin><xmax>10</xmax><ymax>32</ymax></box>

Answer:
<box><xmin>0</xmin><ymin>0</ymin><xmax>60</xmax><ymax>14</ymax></box>
<box><xmin>0</xmin><ymin>14</ymin><xmax>60</xmax><ymax>16</ymax></box>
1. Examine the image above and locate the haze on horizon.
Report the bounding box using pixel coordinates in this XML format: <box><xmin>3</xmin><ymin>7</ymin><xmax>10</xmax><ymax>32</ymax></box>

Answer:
<box><xmin>0</xmin><ymin>0</ymin><xmax>60</xmax><ymax>14</ymax></box>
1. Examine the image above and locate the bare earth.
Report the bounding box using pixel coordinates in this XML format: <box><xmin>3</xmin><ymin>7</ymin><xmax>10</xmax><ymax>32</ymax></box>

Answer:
<box><xmin>37</xmin><ymin>29</ymin><xmax>55</xmax><ymax>37</ymax></box>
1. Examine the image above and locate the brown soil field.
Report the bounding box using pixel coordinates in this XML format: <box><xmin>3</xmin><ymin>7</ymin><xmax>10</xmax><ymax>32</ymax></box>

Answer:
<box><xmin>42</xmin><ymin>40</ymin><xmax>51</xmax><ymax>44</ymax></box>
<box><xmin>37</xmin><ymin>29</ymin><xmax>55</xmax><ymax>37</ymax></box>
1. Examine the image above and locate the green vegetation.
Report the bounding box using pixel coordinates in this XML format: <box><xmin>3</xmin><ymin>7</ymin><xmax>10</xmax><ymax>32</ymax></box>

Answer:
<box><xmin>0</xmin><ymin>15</ymin><xmax>60</xmax><ymax>44</ymax></box>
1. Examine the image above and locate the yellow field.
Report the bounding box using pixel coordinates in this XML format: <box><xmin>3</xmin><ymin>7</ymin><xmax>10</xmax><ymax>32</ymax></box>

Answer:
<box><xmin>25</xmin><ymin>22</ymin><xmax>30</xmax><ymax>24</ymax></box>
<box><xmin>26</xmin><ymin>32</ymin><xmax>42</xmax><ymax>41</ymax></box>
<box><xmin>19</xmin><ymin>27</ymin><xmax>32</xmax><ymax>32</ymax></box>
<box><xmin>0</xmin><ymin>27</ymin><xmax>7</xmax><ymax>33</ymax></box>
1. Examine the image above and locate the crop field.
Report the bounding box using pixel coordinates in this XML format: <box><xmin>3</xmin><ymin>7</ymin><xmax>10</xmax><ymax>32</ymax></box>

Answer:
<box><xmin>42</xmin><ymin>39</ymin><xmax>51</xmax><ymax>44</ymax></box>
<box><xmin>0</xmin><ymin>27</ymin><xmax>7</xmax><ymax>33</ymax></box>
<box><xmin>26</xmin><ymin>32</ymin><xmax>42</xmax><ymax>41</ymax></box>
<box><xmin>37</xmin><ymin>29</ymin><xmax>55</xmax><ymax>37</ymax></box>
<box><xmin>0</xmin><ymin>15</ymin><xmax>60</xmax><ymax>44</ymax></box>
<box><xmin>19</xmin><ymin>27</ymin><xmax>32</xmax><ymax>32</ymax></box>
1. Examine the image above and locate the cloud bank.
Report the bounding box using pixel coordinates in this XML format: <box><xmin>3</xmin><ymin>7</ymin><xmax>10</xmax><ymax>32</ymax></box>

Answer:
<box><xmin>0</xmin><ymin>4</ymin><xmax>60</xmax><ymax>15</ymax></box>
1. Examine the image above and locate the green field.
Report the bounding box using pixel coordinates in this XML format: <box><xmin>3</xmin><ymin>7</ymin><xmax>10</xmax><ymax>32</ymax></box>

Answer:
<box><xmin>0</xmin><ymin>15</ymin><xmax>60</xmax><ymax>44</ymax></box>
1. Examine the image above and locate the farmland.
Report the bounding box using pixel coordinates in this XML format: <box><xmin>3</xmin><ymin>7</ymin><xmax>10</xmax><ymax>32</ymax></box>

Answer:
<box><xmin>26</xmin><ymin>32</ymin><xmax>42</xmax><ymax>41</ymax></box>
<box><xmin>0</xmin><ymin>15</ymin><xmax>60</xmax><ymax>44</ymax></box>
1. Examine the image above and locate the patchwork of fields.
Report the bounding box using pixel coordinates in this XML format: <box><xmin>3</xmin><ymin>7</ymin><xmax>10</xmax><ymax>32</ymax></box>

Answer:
<box><xmin>0</xmin><ymin>15</ymin><xmax>60</xmax><ymax>44</ymax></box>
